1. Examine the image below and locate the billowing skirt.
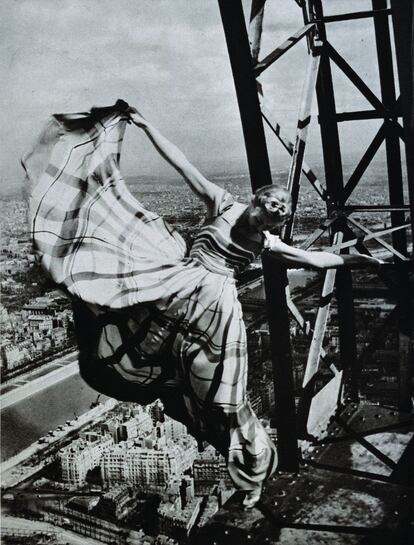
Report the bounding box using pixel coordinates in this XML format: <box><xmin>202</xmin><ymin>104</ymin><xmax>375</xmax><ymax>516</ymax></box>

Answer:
<box><xmin>24</xmin><ymin>103</ymin><xmax>277</xmax><ymax>491</ymax></box>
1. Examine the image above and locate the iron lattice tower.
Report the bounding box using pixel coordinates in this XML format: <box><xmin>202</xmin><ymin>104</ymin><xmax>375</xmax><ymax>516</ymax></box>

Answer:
<box><xmin>218</xmin><ymin>0</ymin><xmax>413</xmax><ymax>471</ymax></box>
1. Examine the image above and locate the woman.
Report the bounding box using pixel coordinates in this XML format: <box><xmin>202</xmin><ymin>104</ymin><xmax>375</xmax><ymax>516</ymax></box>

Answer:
<box><xmin>24</xmin><ymin>100</ymin><xmax>381</xmax><ymax>508</ymax></box>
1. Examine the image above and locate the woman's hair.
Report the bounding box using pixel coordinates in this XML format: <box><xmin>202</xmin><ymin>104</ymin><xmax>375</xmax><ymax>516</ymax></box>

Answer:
<box><xmin>252</xmin><ymin>184</ymin><xmax>292</xmax><ymax>221</ymax></box>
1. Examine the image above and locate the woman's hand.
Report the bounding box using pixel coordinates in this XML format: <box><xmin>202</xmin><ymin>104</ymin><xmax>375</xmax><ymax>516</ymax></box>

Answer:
<box><xmin>266</xmin><ymin>235</ymin><xmax>387</xmax><ymax>270</ymax></box>
<box><xmin>128</xmin><ymin>107</ymin><xmax>148</xmax><ymax>129</ymax></box>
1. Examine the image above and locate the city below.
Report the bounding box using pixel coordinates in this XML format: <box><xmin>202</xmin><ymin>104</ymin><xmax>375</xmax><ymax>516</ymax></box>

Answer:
<box><xmin>1</xmin><ymin>169</ymin><xmax>411</xmax><ymax>544</ymax></box>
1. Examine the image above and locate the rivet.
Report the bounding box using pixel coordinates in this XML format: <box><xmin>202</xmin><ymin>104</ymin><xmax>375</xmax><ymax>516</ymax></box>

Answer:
<box><xmin>274</xmin><ymin>501</ymin><xmax>278</xmax><ymax>506</ymax></box>
<box><xmin>224</xmin><ymin>530</ymin><xmax>229</xmax><ymax>535</ymax></box>
<box><xmin>247</xmin><ymin>534</ymin><xmax>252</xmax><ymax>541</ymax></box>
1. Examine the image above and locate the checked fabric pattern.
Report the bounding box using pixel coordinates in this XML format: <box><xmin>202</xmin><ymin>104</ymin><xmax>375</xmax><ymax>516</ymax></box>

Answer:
<box><xmin>24</xmin><ymin>101</ymin><xmax>277</xmax><ymax>491</ymax></box>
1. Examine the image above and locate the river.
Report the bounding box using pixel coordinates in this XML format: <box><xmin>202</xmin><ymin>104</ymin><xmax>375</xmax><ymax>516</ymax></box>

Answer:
<box><xmin>1</xmin><ymin>372</ymin><xmax>102</xmax><ymax>462</ymax></box>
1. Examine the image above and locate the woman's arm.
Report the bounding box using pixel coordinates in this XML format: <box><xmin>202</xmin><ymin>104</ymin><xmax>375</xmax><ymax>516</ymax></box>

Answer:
<box><xmin>265</xmin><ymin>235</ymin><xmax>383</xmax><ymax>269</ymax></box>
<box><xmin>129</xmin><ymin>109</ymin><xmax>223</xmax><ymax>211</ymax></box>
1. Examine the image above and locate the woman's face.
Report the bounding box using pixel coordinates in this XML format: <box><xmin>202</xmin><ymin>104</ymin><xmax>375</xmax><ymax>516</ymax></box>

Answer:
<box><xmin>246</xmin><ymin>202</ymin><xmax>288</xmax><ymax>233</ymax></box>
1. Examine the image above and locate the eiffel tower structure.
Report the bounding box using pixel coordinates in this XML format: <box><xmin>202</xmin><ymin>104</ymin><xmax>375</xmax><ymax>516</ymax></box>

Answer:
<box><xmin>198</xmin><ymin>1</ymin><xmax>413</xmax><ymax>542</ymax></box>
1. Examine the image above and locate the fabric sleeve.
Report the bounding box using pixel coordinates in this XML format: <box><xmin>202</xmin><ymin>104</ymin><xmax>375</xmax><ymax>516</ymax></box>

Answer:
<box><xmin>207</xmin><ymin>187</ymin><xmax>235</xmax><ymax>218</ymax></box>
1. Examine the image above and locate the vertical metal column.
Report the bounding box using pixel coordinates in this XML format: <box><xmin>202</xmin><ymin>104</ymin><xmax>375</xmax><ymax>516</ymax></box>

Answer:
<box><xmin>390</xmin><ymin>0</ymin><xmax>414</xmax><ymax>412</ymax></box>
<box><xmin>218</xmin><ymin>0</ymin><xmax>299</xmax><ymax>470</ymax></box>
<box><xmin>390</xmin><ymin>0</ymin><xmax>414</xmax><ymax>240</ymax></box>
<box><xmin>311</xmin><ymin>0</ymin><xmax>359</xmax><ymax>401</ymax></box>
<box><xmin>372</xmin><ymin>0</ymin><xmax>407</xmax><ymax>254</ymax></box>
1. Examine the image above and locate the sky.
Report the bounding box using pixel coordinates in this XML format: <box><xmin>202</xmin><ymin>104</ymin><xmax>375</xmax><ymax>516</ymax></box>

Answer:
<box><xmin>0</xmin><ymin>0</ymin><xmax>385</xmax><ymax>196</ymax></box>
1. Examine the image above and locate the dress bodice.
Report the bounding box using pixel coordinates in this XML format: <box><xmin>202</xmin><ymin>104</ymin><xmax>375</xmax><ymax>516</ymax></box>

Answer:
<box><xmin>189</xmin><ymin>201</ymin><xmax>263</xmax><ymax>277</ymax></box>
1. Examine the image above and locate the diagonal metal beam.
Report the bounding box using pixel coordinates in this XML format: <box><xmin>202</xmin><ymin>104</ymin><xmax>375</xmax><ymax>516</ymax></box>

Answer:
<box><xmin>346</xmin><ymin>215</ymin><xmax>408</xmax><ymax>262</ymax></box>
<box><xmin>329</xmin><ymin>223</ymin><xmax>410</xmax><ymax>262</ymax></box>
<box><xmin>344</xmin><ymin>226</ymin><xmax>403</xmax><ymax>300</ymax></box>
<box><xmin>286</xmin><ymin>292</ymin><xmax>328</xmax><ymax>360</ymax></box>
<box><xmin>260</xmin><ymin>100</ymin><xmax>330</xmax><ymax>202</ymax></box>
<box><xmin>302</xmin><ymin>232</ymin><xmax>342</xmax><ymax>387</ymax></box>
<box><xmin>335</xmin><ymin>415</ymin><xmax>397</xmax><ymax>469</ymax></box>
<box><xmin>330</xmin><ymin>222</ymin><xmax>410</xmax><ymax>257</ymax></box>
<box><xmin>299</xmin><ymin>215</ymin><xmax>337</xmax><ymax>250</ymax></box>
<box><xmin>254</xmin><ymin>24</ymin><xmax>314</xmax><ymax>76</ymax></box>
<box><xmin>284</xmin><ymin>47</ymin><xmax>321</xmax><ymax>240</ymax></box>
<box><xmin>341</xmin><ymin>123</ymin><xmax>386</xmax><ymax>203</ymax></box>
<box><xmin>326</xmin><ymin>42</ymin><xmax>387</xmax><ymax>114</ymax></box>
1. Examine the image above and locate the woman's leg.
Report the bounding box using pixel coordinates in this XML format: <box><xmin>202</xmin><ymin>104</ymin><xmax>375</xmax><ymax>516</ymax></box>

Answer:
<box><xmin>177</xmin><ymin>290</ymin><xmax>278</xmax><ymax>495</ymax></box>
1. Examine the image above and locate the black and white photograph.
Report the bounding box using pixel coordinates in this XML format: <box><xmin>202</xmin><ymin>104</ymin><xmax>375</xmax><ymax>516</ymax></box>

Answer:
<box><xmin>1</xmin><ymin>1</ymin><xmax>413</xmax><ymax>544</ymax></box>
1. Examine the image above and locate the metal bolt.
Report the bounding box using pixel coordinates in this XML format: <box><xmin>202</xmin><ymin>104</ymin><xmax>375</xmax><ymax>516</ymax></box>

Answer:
<box><xmin>274</xmin><ymin>501</ymin><xmax>278</xmax><ymax>506</ymax></box>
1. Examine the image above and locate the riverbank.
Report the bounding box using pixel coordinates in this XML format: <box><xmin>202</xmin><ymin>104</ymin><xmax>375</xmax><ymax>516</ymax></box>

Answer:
<box><xmin>1</xmin><ymin>352</ymin><xmax>79</xmax><ymax>410</ymax></box>
<box><xmin>1</xmin><ymin>398</ymin><xmax>118</xmax><ymax>488</ymax></box>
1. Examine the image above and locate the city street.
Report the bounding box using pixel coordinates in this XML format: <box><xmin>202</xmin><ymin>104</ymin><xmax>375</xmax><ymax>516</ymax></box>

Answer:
<box><xmin>0</xmin><ymin>350</ymin><xmax>79</xmax><ymax>409</ymax></box>
<box><xmin>1</xmin><ymin>513</ymin><xmax>105</xmax><ymax>545</ymax></box>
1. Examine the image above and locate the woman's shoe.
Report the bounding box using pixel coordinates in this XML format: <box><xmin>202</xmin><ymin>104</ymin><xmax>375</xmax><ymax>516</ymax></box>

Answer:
<box><xmin>243</xmin><ymin>489</ymin><xmax>262</xmax><ymax>509</ymax></box>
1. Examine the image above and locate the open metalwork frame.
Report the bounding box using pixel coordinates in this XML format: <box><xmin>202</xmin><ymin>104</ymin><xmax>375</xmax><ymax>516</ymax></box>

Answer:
<box><xmin>218</xmin><ymin>0</ymin><xmax>413</xmax><ymax>471</ymax></box>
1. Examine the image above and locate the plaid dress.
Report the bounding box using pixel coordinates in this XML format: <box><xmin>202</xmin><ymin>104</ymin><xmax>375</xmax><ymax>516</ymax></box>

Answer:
<box><xmin>24</xmin><ymin>101</ymin><xmax>277</xmax><ymax>491</ymax></box>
